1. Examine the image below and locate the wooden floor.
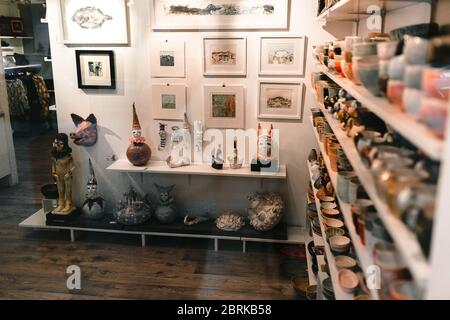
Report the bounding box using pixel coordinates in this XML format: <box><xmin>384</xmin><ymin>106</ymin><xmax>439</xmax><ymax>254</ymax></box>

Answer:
<box><xmin>0</xmin><ymin>130</ymin><xmax>307</xmax><ymax>300</ymax></box>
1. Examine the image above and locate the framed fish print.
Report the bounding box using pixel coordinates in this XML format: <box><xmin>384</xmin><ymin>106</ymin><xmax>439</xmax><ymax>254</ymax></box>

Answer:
<box><xmin>60</xmin><ymin>0</ymin><xmax>128</xmax><ymax>44</ymax></box>
<box><xmin>259</xmin><ymin>36</ymin><xmax>306</xmax><ymax>76</ymax></box>
<box><xmin>152</xmin><ymin>84</ymin><xmax>187</xmax><ymax>121</ymax></box>
<box><xmin>152</xmin><ymin>0</ymin><xmax>289</xmax><ymax>31</ymax></box>
<box><xmin>258</xmin><ymin>81</ymin><xmax>304</xmax><ymax>120</ymax></box>
<box><xmin>203</xmin><ymin>37</ymin><xmax>247</xmax><ymax>77</ymax></box>
<box><xmin>75</xmin><ymin>50</ymin><xmax>116</xmax><ymax>90</ymax></box>
<box><xmin>151</xmin><ymin>40</ymin><xmax>186</xmax><ymax>78</ymax></box>
<box><xmin>204</xmin><ymin>85</ymin><xmax>245</xmax><ymax>129</ymax></box>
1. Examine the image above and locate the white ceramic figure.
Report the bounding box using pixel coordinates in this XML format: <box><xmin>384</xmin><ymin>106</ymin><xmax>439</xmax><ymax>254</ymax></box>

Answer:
<box><xmin>166</xmin><ymin>114</ymin><xmax>192</xmax><ymax>168</ymax></box>
<box><xmin>81</xmin><ymin>159</ymin><xmax>106</xmax><ymax>220</ymax></box>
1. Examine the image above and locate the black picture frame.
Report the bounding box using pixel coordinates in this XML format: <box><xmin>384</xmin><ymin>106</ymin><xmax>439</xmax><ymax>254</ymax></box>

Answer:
<box><xmin>75</xmin><ymin>50</ymin><xmax>116</xmax><ymax>90</ymax></box>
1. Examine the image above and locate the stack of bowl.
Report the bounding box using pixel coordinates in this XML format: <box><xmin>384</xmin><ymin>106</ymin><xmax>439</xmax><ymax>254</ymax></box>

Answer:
<box><xmin>322</xmin><ymin>278</ymin><xmax>336</xmax><ymax>300</ymax></box>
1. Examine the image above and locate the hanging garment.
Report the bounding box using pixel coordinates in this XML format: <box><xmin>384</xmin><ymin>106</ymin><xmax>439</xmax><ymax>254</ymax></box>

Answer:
<box><xmin>6</xmin><ymin>78</ymin><xmax>29</xmax><ymax>120</ymax></box>
<box><xmin>32</xmin><ymin>74</ymin><xmax>50</xmax><ymax>120</ymax></box>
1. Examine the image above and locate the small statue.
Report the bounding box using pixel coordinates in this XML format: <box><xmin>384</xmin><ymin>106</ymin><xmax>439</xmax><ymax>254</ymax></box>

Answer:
<box><xmin>227</xmin><ymin>137</ymin><xmax>243</xmax><ymax>169</ymax></box>
<box><xmin>248</xmin><ymin>193</ymin><xmax>285</xmax><ymax>231</ymax></box>
<box><xmin>126</xmin><ymin>103</ymin><xmax>151</xmax><ymax>167</ymax></box>
<box><xmin>158</xmin><ymin>123</ymin><xmax>168</xmax><ymax>151</ymax></box>
<box><xmin>115</xmin><ymin>186</ymin><xmax>152</xmax><ymax>225</ymax></box>
<box><xmin>166</xmin><ymin>113</ymin><xmax>192</xmax><ymax>168</ymax></box>
<box><xmin>184</xmin><ymin>214</ymin><xmax>209</xmax><ymax>226</ymax></box>
<box><xmin>216</xmin><ymin>211</ymin><xmax>245</xmax><ymax>232</ymax></box>
<box><xmin>154</xmin><ymin>184</ymin><xmax>177</xmax><ymax>224</ymax></box>
<box><xmin>211</xmin><ymin>144</ymin><xmax>224</xmax><ymax>170</ymax></box>
<box><xmin>81</xmin><ymin>159</ymin><xmax>106</xmax><ymax>220</ymax></box>
<box><xmin>69</xmin><ymin>113</ymin><xmax>98</xmax><ymax>147</ymax></box>
<box><xmin>51</xmin><ymin>133</ymin><xmax>76</xmax><ymax>215</ymax></box>
<box><xmin>251</xmin><ymin>124</ymin><xmax>278</xmax><ymax>172</ymax></box>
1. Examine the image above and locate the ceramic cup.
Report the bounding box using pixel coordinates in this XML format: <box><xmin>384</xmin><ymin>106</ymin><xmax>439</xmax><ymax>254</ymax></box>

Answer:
<box><xmin>348</xmin><ymin>177</ymin><xmax>362</xmax><ymax>204</ymax></box>
<box><xmin>388</xmin><ymin>54</ymin><xmax>406</xmax><ymax>80</ymax></box>
<box><xmin>387</xmin><ymin>80</ymin><xmax>406</xmax><ymax>110</ymax></box>
<box><xmin>353</xmin><ymin>42</ymin><xmax>378</xmax><ymax>57</ymax></box>
<box><xmin>404</xmin><ymin>35</ymin><xmax>430</xmax><ymax>65</ymax></box>
<box><xmin>377</xmin><ymin>41</ymin><xmax>399</xmax><ymax>60</ymax></box>
<box><xmin>337</xmin><ymin>171</ymin><xmax>356</xmax><ymax>203</ymax></box>
<box><xmin>403</xmin><ymin>88</ymin><xmax>424</xmax><ymax>119</ymax></box>
<box><xmin>356</xmin><ymin>56</ymin><xmax>381</xmax><ymax>96</ymax></box>
<box><xmin>344</xmin><ymin>36</ymin><xmax>363</xmax><ymax>52</ymax></box>
<box><xmin>404</xmin><ymin>64</ymin><xmax>425</xmax><ymax>89</ymax></box>
<box><xmin>419</xmin><ymin>97</ymin><xmax>449</xmax><ymax>138</ymax></box>
<box><xmin>422</xmin><ymin>66</ymin><xmax>450</xmax><ymax>101</ymax></box>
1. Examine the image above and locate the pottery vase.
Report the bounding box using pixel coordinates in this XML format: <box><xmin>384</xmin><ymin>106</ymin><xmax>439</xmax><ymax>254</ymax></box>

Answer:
<box><xmin>127</xmin><ymin>143</ymin><xmax>151</xmax><ymax>167</ymax></box>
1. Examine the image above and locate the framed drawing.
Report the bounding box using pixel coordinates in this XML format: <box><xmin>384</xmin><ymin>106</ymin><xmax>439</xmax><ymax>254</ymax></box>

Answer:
<box><xmin>151</xmin><ymin>40</ymin><xmax>185</xmax><ymax>78</ymax></box>
<box><xmin>258</xmin><ymin>81</ymin><xmax>304</xmax><ymax>120</ymax></box>
<box><xmin>204</xmin><ymin>85</ymin><xmax>245</xmax><ymax>129</ymax></box>
<box><xmin>75</xmin><ymin>50</ymin><xmax>116</xmax><ymax>90</ymax></box>
<box><xmin>203</xmin><ymin>37</ymin><xmax>247</xmax><ymax>77</ymax></box>
<box><xmin>259</xmin><ymin>36</ymin><xmax>306</xmax><ymax>76</ymax></box>
<box><xmin>152</xmin><ymin>0</ymin><xmax>289</xmax><ymax>30</ymax></box>
<box><xmin>60</xmin><ymin>0</ymin><xmax>128</xmax><ymax>44</ymax></box>
<box><xmin>152</xmin><ymin>84</ymin><xmax>187</xmax><ymax>121</ymax></box>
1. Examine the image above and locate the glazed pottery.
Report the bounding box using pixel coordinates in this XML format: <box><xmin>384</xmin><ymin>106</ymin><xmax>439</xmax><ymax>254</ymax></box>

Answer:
<box><xmin>322</xmin><ymin>208</ymin><xmax>340</xmax><ymax>219</ymax></box>
<box><xmin>377</xmin><ymin>41</ymin><xmax>399</xmax><ymax>60</ymax></box>
<box><xmin>321</xmin><ymin>201</ymin><xmax>337</xmax><ymax>210</ymax></box>
<box><xmin>404</xmin><ymin>36</ymin><xmax>430</xmax><ymax>65</ymax></box>
<box><xmin>325</xmin><ymin>227</ymin><xmax>345</xmax><ymax>239</ymax></box>
<box><xmin>353</xmin><ymin>42</ymin><xmax>377</xmax><ymax>57</ymax></box>
<box><xmin>420</xmin><ymin>97</ymin><xmax>448</xmax><ymax>138</ymax></box>
<box><xmin>390</xmin><ymin>280</ymin><xmax>421</xmax><ymax>300</ymax></box>
<box><xmin>403</xmin><ymin>88</ymin><xmax>424</xmax><ymax>119</ymax></box>
<box><xmin>319</xmin><ymin>195</ymin><xmax>335</xmax><ymax>202</ymax></box>
<box><xmin>330</xmin><ymin>235</ymin><xmax>351</xmax><ymax>254</ymax></box>
<box><xmin>247</xmin><ymin>193</ymin><xmax>285</xmax><ymax>231</ymax></box>
<box><xmin>404</xmin><ymin>64</ymin><xmax>425</xmax><ymax>89</ymax></box>
<box><xmin>323</xmin><ymin>217</ymin><xmax>344</xmax><ymax>229</ymax></box>
<box><xmin>344</xmin><ymin>36</ymin><xmax>363</xmax><ymax>52</ymax></box>
<box><xmin>387</xmin><ymin>80</ymin><xmax>406</xmax><ymax>110</ymax></box>
<box><xmin>337</xmin><ymin>171</ymin><xmax>356</xmax><ymax>203</ymax></box>
<box><xmin>338</xmin><ymin>269</ymin><xmax>359</xmax><ymax>293</ymax></box>
<box><xmin>356</xmin><ymin>56</ymin><xmax>381</xmax><ymax>96</ymax></box>
<box><xmin>422</xmin><ymin>66</ymin><xmax>450</xmax><ymax>100</ymax></box>
<box><xmin>388</xmin><ymin>55</ymin><xmax>406</xmax><ymax>80</ymax></box>
<box><xmin>335</xmin><ymin>255</ymin><xmax>357</xmax><ymax>270</ymax></box>
<box><xmin>389</xmin><ymin>23</ymin><xmax>439</xmax><ymax>42</ymax></box>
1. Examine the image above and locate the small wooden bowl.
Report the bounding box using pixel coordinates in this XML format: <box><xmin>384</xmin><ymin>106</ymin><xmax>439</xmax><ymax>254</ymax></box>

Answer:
<box><xmin>338</xmin><ymin>269</ymin><xmax>359</xmax><ymax>293</ymax></box>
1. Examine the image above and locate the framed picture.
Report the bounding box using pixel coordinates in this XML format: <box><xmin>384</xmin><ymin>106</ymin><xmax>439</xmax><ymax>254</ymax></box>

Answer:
<box><xmin>152</xmin><ymin>84</ymin><xmax>187</xmax><ymax>120</ymax></box>
<box><xmin>151</xmin><ymin>40</ymin><xmax>185</xmax><ymax>78</ymax></box>
<box><xmin>258</xmin><ymin>81</ymin><xmax>304</xmax><ymax>120</ymax></box>
<box><xmin>60</xmin><ymin>0</ymin><xmax>128</xmax><ymax>44</ymax></box>
<box><xmin>203</xmin><ymin>37</ymin><xmax>247</xmax><ymax>77</ymax></box>
<box><xmin>259</xmin><ymin>36</ymin><xmax>306</xmax><ymax>76</ymax></box>
<box><xmin>204</xmin><ymin>85</ymin><xmax>245</xmax><ymax>129</ymax></box>
<box><xmin>152</xmin><ymin>0</ymin><xmax>289</xmax><ymax>31</ymax></box>
<box><xmin>75</xmin><ymin>50</ymin><xmax>116</xmax><ymax>90</ymax></box>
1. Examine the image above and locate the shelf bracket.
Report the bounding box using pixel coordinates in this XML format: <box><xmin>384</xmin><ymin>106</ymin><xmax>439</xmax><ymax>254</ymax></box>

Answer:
<box><xmin>214</xmin><ymin>238</ymin><xmax>219</xmax><ymax>252</ymax></box>
<box><xmin>141</xmin><ymin>234</ymin><xmax>146</xmax><ymax>248</ymax></box>
<box><xmin>70</xmin><ymin>229</ymin><xmax>75</xmax><ymax>243</ymax></box>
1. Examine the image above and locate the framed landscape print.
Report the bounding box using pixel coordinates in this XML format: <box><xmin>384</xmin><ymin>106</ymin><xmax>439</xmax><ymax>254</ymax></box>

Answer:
<box><xmin>60</xmin><ymin>0</ymin><xmax>128</xmax><ymax>44</ymax></box>
<box><xmin>203</xmin><ymin>37</ymin><xmax>247</xmax><ymax>77</ymax></box>
<box><xmin>259</xmin><ymin>36</ymin><xmax>306</xmax><ymax>76</ymax></box>
<box><xmin>152</xmin><ymin>84</ymin><xmax>187</xmax><ymax>120</ymax></box>
<box><xmin>152</xmin><ymin>0</ymin><xmax>289</xmax><ymax>30</ymax></box>
<box><xmin>151</xmin><ymin>40</ymin><xmax>186</xmax><ymax>78</ymax></box>
<box><xmin>204</xmin><ymin>85</ymin><xmax>245</xmax><ymax>129</ymax></box>
<box><xmin>258</xmin><ymin>81</ymin><xmax>304</xmax><ymax>120</ymax></box>
<box><xmin>75</xmin><ymin>50</ymin><xmax>116</xmax><ymax>90</ymax></box>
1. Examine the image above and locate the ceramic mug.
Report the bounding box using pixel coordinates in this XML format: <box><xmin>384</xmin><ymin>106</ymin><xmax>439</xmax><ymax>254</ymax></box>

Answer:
<box><xmin>337</xmin><ymin>171</ymin><xmax>356</xmax><ymax>203</ymax></box>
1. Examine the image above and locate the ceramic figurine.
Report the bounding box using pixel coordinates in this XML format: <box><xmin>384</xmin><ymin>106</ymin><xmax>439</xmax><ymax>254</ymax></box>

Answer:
<box><xmin>216</xmin><ymin>211</ymin><xmax>245</xmax><ymax>232</ymax></box>
<box><xmin>166</xmin><ymin>113</ymin><xmax>191</xmax><ymax>168</ymax></box>
<box><xmin>227</xmin><ymin>137</ymin><xmax>243</xmax><ymax>169</ymax></box>
<box><xmin>211</xmin><ymin>144</ymin><xmax>224</xmax><ymax>170</ymax></box>
<box><xmin>251</xmin><ymin>124</ymin><xmax>278</xmax><ymax>172</ymax></box>
<box><xmin>154</xmin><ymin>184</ymin><xmax>177</xmax><ymax>224</ymax></box>
<box><xmin>184</xmin><ymin>214</ymin><xmax>209</xmax><ymax>226</ymax></box>
<box><xmin>248</xmin><ymin>193</ymin><xmax>285</xmax><ymax>232</ymax></box>
<box><xmin>126</xmin><ymin>103</ymin><xmax>151</xmax><ymax>167</ymax></box>
<box><xmin>69</xmin><ymin>113</ymin><xmax>98</xmax><ymax>147</ymax></box>
<box><xmin>81</xmin><ymin>159</ymin><xmax>105</xmax><ymax>220</ymax></box>
<box><xmin>158</xmin><ymin>123</ymin><xmax>168</xmax><ymax>151</ymax></box>
<box><xmin>115</xmin><ymin>186</ymin><xmax>152</xmax><ymax>225</ymax></box>
<box><xmin>194</xmin><ymin>120</ymin><xmax>203</xmax><ymax>159</ymax></box>
<box><xmin>51</xmin><ymin>133</ymin><xmax>76</xmax><ymax>215</ymax></box>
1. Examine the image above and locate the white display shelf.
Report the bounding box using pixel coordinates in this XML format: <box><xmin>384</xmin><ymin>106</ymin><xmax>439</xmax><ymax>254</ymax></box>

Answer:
<box><xmin>107</xmin><ymin>160</ymin><xmax>287</xmax><ymax>179</ymax></box>
<box><xmin>310</xmin><ymin>117</ymin><xmax>379</xmax><ymax>300</ymax></box>
<box><xmin>313</xmin><ymin>107</ymin><xmax>430</xmax><ymax>292</ymax></box>
<box><xmin>318</xmin><ymin>65</ymin><xmax>443</xmax><ymax>161</ymax></box>
<box><xmin>307</xmin><ymin>161</ymin><xmax>355</xmax><ymax>300</ymax></box>
<box><xmin>316</xmin><ymin>0</ymin><xmax>431</xmax><ymax>22</ymax></box>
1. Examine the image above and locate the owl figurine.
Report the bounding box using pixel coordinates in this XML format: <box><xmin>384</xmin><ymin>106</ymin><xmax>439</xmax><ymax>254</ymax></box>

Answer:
<box><xmin>81</xmin><ymin>159</ymin><xmax>106</xmax><ymax>220</ymax></box>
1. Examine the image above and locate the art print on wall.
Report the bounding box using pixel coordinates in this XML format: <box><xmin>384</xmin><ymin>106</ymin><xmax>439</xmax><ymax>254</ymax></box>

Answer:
<box><xmin>151</xmin><ymin>40</ymin><xmax>186</xmax><ymax>78</ymax></box>
<box><xmin>259</xmin><ymin>36</ymin><xmax>306</xmax><ymax>76</ymax></box>
<box><xmin>204</xmin><ymin>85</ymin><xmax>245</xmax><ymax>129</ymax></box>
<box><xmin>152</xmin><ymin>0</ymin><xmax>289</xmax><ymax>30</ymax></box>
<box><xmin>203</xmin><ymin>37</ymin><xmax>247</xmax><ymax>77</ymax></box>
<box><xmin>152</xmin><ymin>84</ymin><xmax>187</xmax><ymax>121</ymax></box>
<box><xmin>258</xmin><ymin>81</ymin><xmax>304</xmax><ymax>120</ymax></box>
<box><xmin>76</xmin><ymin>50</ymin><xmax>116</xmax><ymax>90</ymax></box>
<box><xmin>60</xmin><ymin>0</ymin><xmax>128</xmax><ymax>44</ymax></box>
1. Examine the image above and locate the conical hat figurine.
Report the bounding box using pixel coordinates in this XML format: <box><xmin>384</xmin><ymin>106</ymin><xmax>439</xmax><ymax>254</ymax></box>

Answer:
<box><xmin>81</xmin><ymin>159</ymin><xmax>106</xmax><ymax>220</ymax></box>
<box><xmin>127</xmin><ymin>103</ymin><xmax>151</xmax><ymax>166</ymax></box>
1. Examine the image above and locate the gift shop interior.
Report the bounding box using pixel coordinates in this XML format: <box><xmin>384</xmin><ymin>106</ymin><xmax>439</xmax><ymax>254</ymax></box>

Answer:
<box><xmin>0</xmin><ymin>0</ymin><xmax>449</xmax><ymax>301</ymax></box>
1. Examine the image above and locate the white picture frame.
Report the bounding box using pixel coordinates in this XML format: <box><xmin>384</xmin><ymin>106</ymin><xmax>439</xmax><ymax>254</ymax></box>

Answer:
<box><xmin>259</xmin><ymin>36</ymin><xmax>306</xmax><ymax>77</ymax></box>
<box><xmin>204</xmin><ymin>85</ymin><xmax>245</xmax><ymax>129</ymax></box>
<box><xmin>151</xmin><ymin>40</ymin><xmax>186</xmax><ymax>78</ymax></box>
<box><xmin>258</xmin><ymin>81</ymin><xmax>304</xmax><ymax>120</ymax></box>
<box><xmin>203</xmin><ymin>37</ymin><xmax>247</xmax><ymax>77</ymax></box>
<box><xmin>152</xmin><ymin>0</ymin><xmax>289</xmax><ymax>31</ymax></box>
<box><xmin>60</xmin><ymin>0</ymin><xmax>128</xmax><ymax>45</ymax></box>
<box><xmin>152</xmin><ymin>84</ymin><xmax>187</xmax><ymax>121</ymax></box>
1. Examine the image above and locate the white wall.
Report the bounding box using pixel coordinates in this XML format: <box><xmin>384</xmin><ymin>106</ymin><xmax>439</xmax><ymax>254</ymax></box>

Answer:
<box><xmin>47</xmin><ymin>0</ymin><xmax>335</xmax><ymax>226</ymax></box>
